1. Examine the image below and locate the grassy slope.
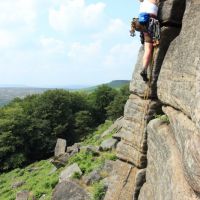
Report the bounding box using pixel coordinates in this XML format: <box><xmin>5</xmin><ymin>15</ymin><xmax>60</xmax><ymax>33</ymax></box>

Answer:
<box><xmin>0</xmin><ymin>120</ymin><xmax>116</xmax><ymax>200</ymax></box>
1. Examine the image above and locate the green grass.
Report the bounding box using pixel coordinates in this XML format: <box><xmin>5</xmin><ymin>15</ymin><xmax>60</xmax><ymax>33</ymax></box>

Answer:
<box><xmin>92</xmin><ymin>182</ymin><xmax>107</xmax><ymax>200</ymax></box>
<box><xmin>68</xmin><ymin>150</ymin><xmax>117</xmax><ymax>175</ymax></box>
<box><xmin>82</xmin><ymin>120</ymin><xmax>113</xmax><ymax>146</ymax></box>
<box><xmin>154</xmin><ymin>114</ymin><xmax>170</xmax><ymax>123</ymax></box>
<box><xmin>0</xmin><ymin>160</ymin><xmax>62</xmax><ymax>200</ymax></box>
<box><xmin>0</xmin><ymin>120</ymin><xmax>118</xmax><ymax>200</ymax></box>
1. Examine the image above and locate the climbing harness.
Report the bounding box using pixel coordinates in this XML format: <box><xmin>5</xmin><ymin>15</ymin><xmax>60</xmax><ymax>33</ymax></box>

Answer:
<box><xmin>148</xmin><ymin>18</ymin><xmax>160</xmax><ymax>46</ymax></box>
<box><xmin>130</xmin><ymin>17</ymin><xmax>160</xmax><ymax>46</ymax></box>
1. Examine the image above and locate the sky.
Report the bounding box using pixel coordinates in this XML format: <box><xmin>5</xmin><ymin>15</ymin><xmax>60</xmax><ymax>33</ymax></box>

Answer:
<box><xmin>0</xmin><ymin>0</ymin><xmax>141</xmax><ymax>88</ymax></box>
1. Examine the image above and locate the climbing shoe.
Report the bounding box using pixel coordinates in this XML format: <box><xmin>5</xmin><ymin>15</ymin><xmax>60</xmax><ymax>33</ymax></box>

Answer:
<box><xmin>140</xmin><ymin>70</ymin><xmax>149</xmax><ymax>82</ymax></box>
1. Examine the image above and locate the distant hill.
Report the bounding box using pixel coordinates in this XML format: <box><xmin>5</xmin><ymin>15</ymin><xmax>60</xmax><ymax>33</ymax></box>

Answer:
<box><xmin>0</xmin><ymin>87</ymin><xmax>48</xmax><ymax>107</ymax></box>
<box><xmin>0</xmin><ymin>80</ymin><xmax>130</xmax><ymax>106</ymax></box>
<box><xmin>80</xmin><ymin>80</ymin><xmax>130</xmax><ymax>92</ymax></box>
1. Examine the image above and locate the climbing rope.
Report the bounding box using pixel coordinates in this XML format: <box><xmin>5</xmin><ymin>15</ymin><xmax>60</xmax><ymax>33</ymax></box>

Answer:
<box><xmin>117</xmin><ymin>47</ymin><xmax>158</xmax><ymax>200</ymax></box>
<box><xmin>136</xmin><ymin>45</ymin><xmax>158</xmax><ymax>167</ymax></box>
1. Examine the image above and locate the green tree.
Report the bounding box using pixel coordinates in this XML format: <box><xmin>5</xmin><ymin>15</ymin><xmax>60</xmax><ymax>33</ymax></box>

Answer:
<box><xmin>90</xmin><ymin>85</ymin><xmax>117</xmax><ymax>123</ymax></box>
<box><xmin>106</xmin><ymin>84</ymin><xmax>129</xmax><ymax>120</ymax></box>
<box><xmin>74</xmin><ymin>110</ymin><xmax>94</xmax><ymax>140</ymax></box>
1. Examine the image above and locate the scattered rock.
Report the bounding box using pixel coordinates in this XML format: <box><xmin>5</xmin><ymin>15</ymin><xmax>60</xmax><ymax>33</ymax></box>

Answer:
<box><xmin>52</xmin><ymin>181</ymin><xmax>90</xmax><ymax>200</ymax></box>
<box><xmin>27</xmin><ymin>167</ymin><xmax>41</xmax><ymax>172</ymax></box>
<box><xmin>85</xmin><ymin>145</ymin><xmax>100</xmax><ymax>156</ymax></box>
<box><xmin>99</xmin><ymin>138</ymin><xmax>118</xmax><ymax>151</ymax></box>
<box><xmin>51</xmin><ymin>153</ymin><xmax>70</xmax><ymax>168</ymax></box>
<box><xmin>67</xmin><ymin>143</ymin><xmax>81</xmax><ymax>153</ymax></box>
<box><xmin>83</xmin><ymin>169</ymin><xmax>101</xmax><ymax>185</ymax></box>
<box><xmin>12</xmin><ymin>181</ymin><xmax>25</xmax><ymax>189</ymax></box>
<box><xmin>59</xmin><ymin>163</ymin><xmax>82</xmax><ymax>182</ymax></box>
<box><xmin>16</xmin><ymin>191</ymin><xmax>35</xmax><ymax>200</ymax></box>
<box><xmin>39</xmin><ymin>194</ymin><xmax>46</xmax><ymax>200</ymax></box>
<box><xmin>55</xmin><ymin>138</ymin><xmax>67</xmax><ymax>157</ymax></box>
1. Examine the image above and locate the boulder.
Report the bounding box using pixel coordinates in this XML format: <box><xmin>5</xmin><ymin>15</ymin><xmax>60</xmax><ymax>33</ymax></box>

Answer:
<box><xmin>138</xmin><ymin>118</ymin><xmax>198</xmax><ymax>200</ymax></box>
<box><xmin>51</xmin><ymin>153</ymin><xmax>70</xmax><ymax>168</ymax></box>
<box><xmin>12</xmin><ymin>181</ymin><xmax>25</xmax><ymax>189</ymax></box>
<box><xmin>54</xmin><ymin>138</ymin><xmax>67</xmax><ymax>157</ymax></box>
<box><xmin>52</xmin><ymin>181</ymin><xmax>90</xmax><ymax>200</ymax></box>
<box><xmin>59</xmin><ymin>163</ymin><xmax>82</xmax><ymax>182</ymax></box>
<box><xmin>16</xmin><ymin>191</ymin><xmax>29</xmax><ymax>200</ymax></box>
<box><xmin>66</xmin><ymin>143</ymin><xmax>81</xmax><ymax>154</ymax></box>
<box><xmin>83</xmin><ymin>169</ymin><xmax>101</xmax><ymax>185</ymax></box>
<box><xmin>16</xmin><ymin>191</ymin><xmax>35</xmax><ymax>200</ymax></box>
<box><xmin>99</xmin><ymin>138</ymin><xmax>118</xmax><ymax>151</ymax></box>
<box><xmin>84</xmin><ymin>145</ymin><xmax>100</xmax><ymax>156</ymax></box>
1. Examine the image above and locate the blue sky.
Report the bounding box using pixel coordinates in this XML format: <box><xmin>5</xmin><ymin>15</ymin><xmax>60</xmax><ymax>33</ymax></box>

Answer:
<box><xmin>0</xmin><ymin>0</ymin><xmax>140</xmax><ymax>87</ymax></box>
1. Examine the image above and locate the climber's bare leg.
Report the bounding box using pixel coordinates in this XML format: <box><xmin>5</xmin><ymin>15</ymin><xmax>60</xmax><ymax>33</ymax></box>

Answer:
<box><xmin>140</xmin><ymin>33</ymin><xmax>153</xmax><ymax>82</ymax></box>
<box><xmin>143</xmin><ymin>42</ymin><xmax>153</xmax><ymax>69</ymax></box>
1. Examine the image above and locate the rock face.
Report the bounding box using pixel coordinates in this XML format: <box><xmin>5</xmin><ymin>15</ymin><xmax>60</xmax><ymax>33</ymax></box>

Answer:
<box><xmin>139</xmin><ymin>119</ymin><xmax>198</xmax><ymax>200</ymax></box>
<box><xmin>104</xmin><ymin>160</ymin><xmax>138</xmax><ymax>200</ymax></box>
<box><xmin>103</xmin><ymin>0</ymin><xmax>200</xmax><ymax>199</ymax></box>
<box><xmin>116</xmin><ymin>94</ymin><xmax>162</xmax><ymax>168</ymax></box>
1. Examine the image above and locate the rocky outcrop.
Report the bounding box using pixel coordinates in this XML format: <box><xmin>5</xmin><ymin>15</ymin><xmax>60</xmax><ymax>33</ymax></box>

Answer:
<box><xmin>103</xmin><ymin>0</ymin><xmax>200</xmax><ymax>199</ymax></box>
<box><xmin>139</xmin><ymin>119</ymin><xmax>198</xmax><ymax>200</ymax></box>
<box><xmin>104</xmin><ymin>160</ymin><xmax>138</xmax><ymax>200</ymax></box>
<box><xmin>163</xmin><ymin>106</ymin><xmax>200</xmax><ymax>194</ymax></box>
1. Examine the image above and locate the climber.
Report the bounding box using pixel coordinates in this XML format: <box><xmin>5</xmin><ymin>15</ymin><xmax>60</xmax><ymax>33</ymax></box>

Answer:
<box><xmin>138</xmin><ymin>0</ymin><xmax>159</xmax><ymax>82</ymax></box>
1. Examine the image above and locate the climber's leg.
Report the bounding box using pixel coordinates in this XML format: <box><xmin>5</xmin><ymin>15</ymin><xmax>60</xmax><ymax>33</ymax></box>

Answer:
<box><xmin>140</xmin><ymin>33</ymin><xmax>153</xmax><ymax>82</ymax></box>
<box><xmin>143</xmin><ymin>42</ymin><xmax>153</xmax><ymax>69</ymax></box>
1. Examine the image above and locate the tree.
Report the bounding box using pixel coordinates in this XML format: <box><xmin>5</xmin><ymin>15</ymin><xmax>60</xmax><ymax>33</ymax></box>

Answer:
<box><xmin>106</xmin><ymin>84</ymin><xmax>130</xmax><ymax>120</ymax></box>
<box><xmin>74</xmin><ymin>110</ymin><xmax>94</xmax><ymax>140</ymax></box>
<box><xmin>90</xmin><ymin>85</ymin><xmax>117</xmax><ymax>123</ymax></box>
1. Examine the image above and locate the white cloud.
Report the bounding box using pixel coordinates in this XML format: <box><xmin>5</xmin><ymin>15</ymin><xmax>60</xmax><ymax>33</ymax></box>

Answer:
<box><xmin>104</xmin><ymin>42</ymin><xmax>139</xmax><ymax>69</ymax></box>
<box><xmin>92</xmin><ymin>18</ymin><xmax>127</xmax><ymax>41</ymax></box>
<box><xmin>0</xmin><ymin>30</ymin><xmax>16</xmax><ymax>48</ymax></box>
<box><xmin>49</xmin><ymin>0</ymin><xmax>106</xmax><ymax>32</ymax></box>
<box><xmin>0</xmin><ymin>0</ymin><xmax>37</xmax><ymax>31</ymax></box>
<box><xmin>39</xmin><ymin>37</ymin><xmax>65</xmax><ymax>54</ymax></box>
<box><xmin>68</xmin><ymin>41</ymin><xmax>102</xmax><ymax>62</ymax></box>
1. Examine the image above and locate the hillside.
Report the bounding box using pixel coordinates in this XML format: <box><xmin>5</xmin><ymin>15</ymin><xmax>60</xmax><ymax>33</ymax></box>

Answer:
<box><xmin>0</xmin><ymin>80</ymin><xmax>129</xmax><ymax>106</ymax></box>
<box><xmin>0</xmin><ymin>120</ymin><xmax>120</xmax><ymax>200</ymax></box>
<box><xmin>0</xmin><ymin>88</ymin><xmax>48</xmax><ymax>107</ymax></box>
<box><xmin>80</xmin><ymin>80</ymin><xmax>130</xmax><ymax>92</ymax></box>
